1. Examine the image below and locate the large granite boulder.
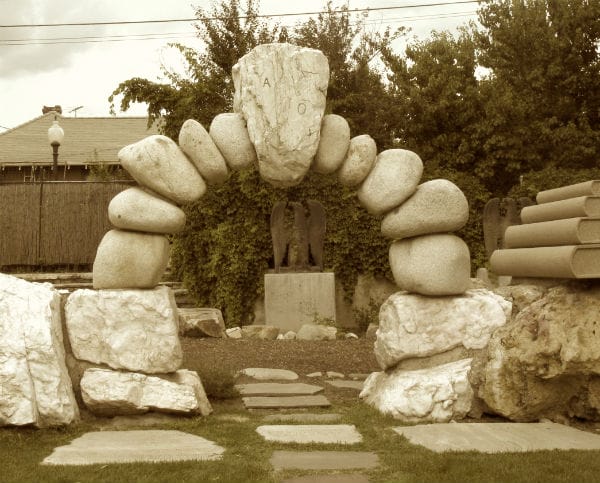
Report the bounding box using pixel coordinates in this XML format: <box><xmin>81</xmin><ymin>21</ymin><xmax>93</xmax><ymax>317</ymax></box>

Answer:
<box><xmin>337</xmin><ymin>134</ymin><xmax>377</xmax><ymax>187</ymax></box>
<box><xmin>93</xmin><ymin>229</ymin><xmax>169</xmax><ymax>289</ymax></box>
<box><xmin>233</xmin><ymin>43</ymin><xmax>329</xmax><ymax>187</ymax></box>
<box><xmin>0</xmin><ymin>273</ymin><xmax>79</xmax><ymax>427</ymax></box>
<box><xmin>360</xmin><ymin>358</ymin><xmax>473</xmax><ymax>423</ymax></box>
<box><xmin>357</xmin><ymin>149</ymin><xmax>423</xmax><ymax>215</ymax></box>
<box><xmin>108</xmin><ymin>187</ymin><xmax>186</xmax><ymax>234</ymax></box>
<box><xmin>209</xmin><ymin>113</ymin><xmax>257</xmax><ymax>170</ymax></box>
<box><xmin>381</xmin><ymin>179</ymin><xmax>469</xmax><ymax>239</ymax></box>
<box><xmin>80</xmin><ymin>368</ymin><xmax>212</xmax><ymax>416</ymax></box>
<box><xmin>312</xmin><ymin>114</ymin><xmax>350</xmax><ymax>174</ymax></box>
<box><xmin>65</xmin><ymin>286</ymin><xmax>182</xmax><ymax>374</ymax></box>
<box><xmin>473</xmin><ymin>283</ymin><xmax>600</xmax><ymax>422</ymax></box>
<box><xmin>376</xmin><ymin>289</ymin><xmax>512</xmax><ymax>370</ymax></box>
<box><xmin>179</xmin><ymin>119</ymin><xmax>229</xmax><ymax>185</ymax></box>
<box><xmin>389</xmin><ymin>234</ymin><xmax>471</xmax><ymax>296</ymax></box>
<box><xmin>118</xmin><ymin>135</ymin><xmax>206</xmax><ymax>205</ymax></box>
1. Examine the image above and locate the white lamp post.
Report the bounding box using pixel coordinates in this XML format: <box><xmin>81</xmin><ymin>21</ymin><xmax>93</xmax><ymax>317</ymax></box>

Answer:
<box><xmin>47</xmin><ymin>116</ymin><xmax>64</xmax><ymax>181</ymax></box>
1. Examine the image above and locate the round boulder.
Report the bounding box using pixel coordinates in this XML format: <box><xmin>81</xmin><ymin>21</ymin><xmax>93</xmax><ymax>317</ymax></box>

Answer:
<box><xmin>118</xmin><ymin>135</ymin><xmax>206</xmax><ymax>205</ymax></box>
<box><xmin>389</xmin><ymin>234</ymin><xmax>471</xmax><ymax>296</ymax></box>
<box><xmin>209</xmin><ymin>113</ymin><xmax>257</xmax><ymax>171</ymax></box>
<box><xmin>337</xmin><ymin>135</ymin><xmax>377</xmax><ymax>187</ymax></box>
<box><xmin>313</xmin><ymin>114</ymin><xmax>350</xmax><ymax>174</ymax></box>
<box><xmin>381</xmin><ymin>179</ymin><xmax>469</xmax><ymax>239</ymax></box>
<box><xmin>357</xmin><ymin>149</ymin><xmax>423</xmax><ymax>215</ymax></box>
<box><xmin>108</xmin><ymin>187</ymin><xmax>186</xmax><ymax>234</ymax></box>
<box><xmin>93</xmin><ymin>230</ymin><xmax>170</xmax><ymax>289</ymax></box>
<box><xmin>179</xmin><ymin>119</ymin><xmax>229</xmax><ymax>185</ymax></box>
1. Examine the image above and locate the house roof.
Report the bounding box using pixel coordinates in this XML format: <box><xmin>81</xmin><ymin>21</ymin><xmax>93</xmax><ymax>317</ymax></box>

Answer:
<box><xmin>0</xmin><ymin>112</ymin><xmax>160</xmax><ymax>167</ymax></box>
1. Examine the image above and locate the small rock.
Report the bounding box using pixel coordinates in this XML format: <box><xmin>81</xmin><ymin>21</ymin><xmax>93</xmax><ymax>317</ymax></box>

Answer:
<box><xmin>365</xmin><ymin>323</ymin><xmax>379</xmax><ymax>340</ymax></box>
<box><xmin>381</xmin><ymin>179</ymin><xmax>469</xmax><ymax>239</ymax></box>
<box><xmin>313</xmin><ymin>114</ymin><xmax>350</xmax><ymax>174</ymax></box>
<box><xmin>209</xmin><ymin>113</ymin><xmax>257</xmax><ymax>170</ymax></box>
<box><xmin>337</xmin><ymin>134</ymin><xmax>377</xmax><ymax>187</ymax></box>
<box><xmin>326</xmin><ymin>371</ymin><xmax>345</xmax><ymax>379</ymax></box>
<box><xmin>296</xmin><ymin>324</ymin><xmax>337</xmax><ymax>341</ymax></box>
<box><xmin>108</xmin><ymin>187</ymin><xmax>186</xmax><ymax>234</ymax></box>
<box><xmin>389</xmin><ymin>234</ymin><xmax>471</xmax><ymax>296</ymax></box>
<box><xmin>345</xmin><ymin>332</ymin><xmax>359</xmax><ymax>339</ymax></box>
<box><xmin>81</xmin><ymin>368</ymin><xmax>212</xmax><ymax>416</ymax></box>
<box><xmin>306</xmin><ymin>372</ymin><xmax>323</xmax><ymax>378</ymax></box>
<box><xmin>360</xmin><ymin>358</ymin><xmax>473</xmax><ymax>423</ymax></box>
<box><xmin>283</xmin><ymin>331</ymin><xmax>297</xmax><ymax>340</ymax></box>
<box><xmin>239</xmin><ymin>368</ymin><xmax>299</xmax><ymax>381</ymax></box>
<box><xmin>179</xmin><ymin>308</ymin><xmax>226</xmax><ymax>337</ymax></box>
<box><xmin>179</xmin><ymin>119</ymin><xmax>229</xmax><ymax>185</ymax></box>
<box><xmin>357</xmin><ymin>149</ymin><xmax>423</xmax><ymax>215</ymax></box>
<box><xmin>277</xmin><ymin>334</ymin><xmax>284</xmax><ymax>340</ymax></box>
<box><xmin>226</xmin><ymin>327</ymin><xmax>242</xmax><ymax>339</ymax></box>
<box><xmin>118</xmin><ymin>134</ymin><xmax>206</xmax><ymax>205</ymax></box>
<box><xmin>65</xmin><ymin>286</ymin><xmax>182</xmax><ymax>374</ymax></box>
<box><xmin>93</xmin><ymin>230</ymin><xmax>169</xmax><ymax>289</ymax></box>
<box><xmin>241</xmin><ymin>325</ymin><xmax>280</xmax><ymax>340</ymax></box>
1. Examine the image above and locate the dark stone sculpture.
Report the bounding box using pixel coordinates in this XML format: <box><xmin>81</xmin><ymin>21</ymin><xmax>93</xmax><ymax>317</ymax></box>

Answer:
<box><xmin>270</xmin><ymin>200</ymin><xmax>326</xmax><ymax>272</ymax></box>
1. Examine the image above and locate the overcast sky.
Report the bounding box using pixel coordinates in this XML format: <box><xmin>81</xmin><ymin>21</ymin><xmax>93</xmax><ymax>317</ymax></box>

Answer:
<box><xmin>0</xmin><ymin>0</ymin><xmax>478</xmax><ymax>131</ymax></box>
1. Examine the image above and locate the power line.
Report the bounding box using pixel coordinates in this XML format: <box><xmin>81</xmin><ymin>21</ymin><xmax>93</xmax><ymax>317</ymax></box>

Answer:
<box><xmin>0</xmin><ymin>1</ymin><xmax>478</xmax><ymax>28</ymax></box>
<box><xmin>0</xmin><ymin>10</ymin><xmax>477</xmax><ymax>46</ymax></box>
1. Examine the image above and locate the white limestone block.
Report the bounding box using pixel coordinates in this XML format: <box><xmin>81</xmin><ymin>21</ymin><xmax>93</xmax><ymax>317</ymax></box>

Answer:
<box><xmin>381</xmin><ymin>179</ymin><xmax>469</xmax><ymax>239</ymax></box>
<box><xmin>80</xmin><ymin>368</ymin><xmax>212</xmax><ymax>416</ymax></box>
<box><xmin>389</xmin><ymin>234</ymin><xmax>471</xmax><ymax>296</ymax></box>
<box><xmin>233</xmin><ymin>43</ymin><xmax>329</xmax><ymax>187</ymax></box>
<box><xmin>93</xmin><ymin>229</ymin><xmax>169</xmax><ymax>289</ymax></box>
<box><xmin>179</xmin><ymin>119</ymin><xmax>229</xmax><ymax>185</ymax></box>
<box><xmin>357</xmin><ymin>149</ymin><xmax>423</xmax><ymax>215</ymax></box>
<box><xmin>65</xmin><ymin>286</ymin><xmax>182</xmax><ymax>374</ymax></box>
<box><xmin>209</xmin><ymin>113</ymin><xmax>257</xmax><ymax>170</ymax></box>
<box><xmin>337</xmin><ymin>134</ymin><xmax>377</xmax><ymax>187</ymax></box>
<box><xmin>375</xmin><ymin>289</ymin><xmax>512</xmax><ymax>370</ymax></box>
<box><xmin>118</xmin><ymin>135</ymin><xmax>206</xmax><ymax>205</ymax></box>
<box><xmin>360</xmin><ymin>359</ymin><xmax>473</xmax><ymax>423</ymax></box>
<box><xmin>108</xmin><ymin>187</ymin><xmax>186</xmax><ymax>234</ymax></box>
<box><xmin>0</xmin><ymin>273</ymin><xmax>79</xmax><ymax>427</ymax></box>
<box><xmin>313</xmin><ymin>114</ymin><xmax>350</xmax><ymax>174</ymax></box>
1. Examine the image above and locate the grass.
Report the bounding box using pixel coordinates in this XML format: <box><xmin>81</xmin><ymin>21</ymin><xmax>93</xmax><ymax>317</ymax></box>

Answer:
<box><xmin>2</xmin><ymin>401</ymin><xmax>600</xmax><ymax>483</ymax></box>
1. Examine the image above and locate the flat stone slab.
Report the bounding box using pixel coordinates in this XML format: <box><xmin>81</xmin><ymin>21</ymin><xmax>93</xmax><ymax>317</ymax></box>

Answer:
<box><xmin>394</xmin><ymin>422</ymin><xmax>600</xmax><ymax>453</ymax></box>
<box><xmin>263</xmin><ymin>413</ymin><xmax>342</xmax><ymax>423</ymax></box>
<box><xmin>42</xmin><ymin>430</ymin><xmax>225</xmax><ymax>465</ymax></box>
<box><xmin>239</xmin><ymin>368</ymin><xmax>299</xmax><ymax>380</ymax></box>
<box><xmin>271</xmin><ymin>450</ymin><xmax>378</xmax><ymax>470</ymax></box>
<box><xmin>236</xmin><ymin>383</ymin><xmax>324</xmax><ymax>396</ymax></box>
<box><xmin>243</xmin><ymin>395</ymin><xmax>331</xmax><ymax>409</ymax></box>
<box><xmin>325</xmin><ymin>380</ymin><xmax>364</xmax><ymax>390</ymax></box>
<box><xmin>282</xmin><ymin>473</ymin><xmax>370</xmax><ymax>483</ymax></box>
<box><xmin>257</xmin><ymin>425</ymin><xmax>362</xmax><ymax>444</ymax></box>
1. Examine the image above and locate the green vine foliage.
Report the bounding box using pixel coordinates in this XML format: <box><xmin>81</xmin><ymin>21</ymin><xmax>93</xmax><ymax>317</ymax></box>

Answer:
<box><xmin>171</xmin><ymin>167</ymin><xmax>390</xmax><ymax>327</ymax></box>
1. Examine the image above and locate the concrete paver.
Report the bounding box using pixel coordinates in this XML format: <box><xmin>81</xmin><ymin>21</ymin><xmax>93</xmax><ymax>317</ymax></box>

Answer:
<box><xmin>270</xmin><ymin>450</ymin><xmax>378</xmax><ymax>470</ymax></box>
<box><xmin>257</xmin><ymin>424</ymin><xmax>362</xmax><ymax>444</ymax></box>
<box><xmin>394</xmin><ymin>422</ymin><xmax>600</xmax><ymax>453</ymax></box>
<box><xmin>325</xmin><ymin>380</ymin><xmax>364</xmax><ymax>390</ymax></box>
<box><xmin>239</xmin><ymin>368</ymin><xmax>299</xmax><ymax>380</ymax></box>
<box><xmin>236</xmin><ymin>383</ymin><xmax>324</xmax><ymax>396</ymax></box>
<box><xmin>263</xmin><ymin>413</ymin><xmax>342</xmax><ymax>423</ymax></box>
<box><xmin>281</xmin><ymin>474</ymin><xmax>370</xmax><ymax>483</ymax></box>
<box><xmin>42</xmin><ymin>430</ymin><xmax>225</xmax><ymax>465</ymax></box>
<box><xmin>243</xmin><ymin>395</ymin><xmax>331</xmax><ymax>409</ymax></box>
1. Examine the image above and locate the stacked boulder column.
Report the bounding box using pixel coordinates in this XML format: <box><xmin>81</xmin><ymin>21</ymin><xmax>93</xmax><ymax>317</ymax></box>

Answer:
<box><xmin>491</xmin><ymin>180</ymin><xmax>600</xmax><ymax>278</ymax></box>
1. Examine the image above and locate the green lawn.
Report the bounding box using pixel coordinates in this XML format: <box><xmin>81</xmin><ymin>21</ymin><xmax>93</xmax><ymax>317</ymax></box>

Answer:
<box><xmin>2</xmin><ymin>402</ymin><xmax>600</xmax><ymax>483</ymax></box>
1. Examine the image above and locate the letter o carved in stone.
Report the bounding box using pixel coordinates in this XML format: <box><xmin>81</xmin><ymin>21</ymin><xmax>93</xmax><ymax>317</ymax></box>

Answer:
<box><xmin>297</xmin><ymin>103</ymin><xmax>307</xmax><ymax>115</ymax></box>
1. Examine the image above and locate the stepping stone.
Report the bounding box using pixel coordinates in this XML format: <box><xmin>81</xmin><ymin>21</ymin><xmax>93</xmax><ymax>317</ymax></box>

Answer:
<box><xmin>349</xmin><ymin>373</ymin><xmax>371</xmax><ymax>381</ymax></box>
<box><xmin>326</xmin><ymin>371</ymin><xmax>344</xmax><ymax>379</ymax></box>
<box><xmin>271</xmin><ymin>450</ymin><xmax>378</xmax><ymax>470</ymax></box>
<box><xmin>257</xmin><ymin>425</ymin><xmax>362</xmax><ymax>444</ymax></box>
<box><xmin>282</xmin><ymin>474</ymin><xmax>370</xmax><ymax>483</ymax></box>
<box><xmin>243</xmin><ymin>395</ymin><xmax>331</xmax><ymax>409</ymax></box>
<box><xmin>264</xmin><ymin>413</ymin><xmax>342</xmax><ymax>423</ymax></box>
<box><xmin>394</xmin><ymin>422</ymin><xmax>600</xmax><ymax>453</ymax></box>
<box><xmin>42</xmin><ymin>430</ymin><xmax>225</xmax><ymax>465</ymax></box>
<box><xmin>236</xmin><ymin>383</ymin><xmax>324</xmax><ymax>396</ymax></box>
<box><xmin>215</xmin><ymin>414</ymin><xmax>250</xmax><ymax>422</ymax></box>
<box><xmin>325</xmin><ymin>380</ymin><xmax>364</xmax><ymax>390</ymax></box>
<box><xmin>239</xmin><ymin>368</ymin><xmax>299</xmax><ymax>380</ymax></box>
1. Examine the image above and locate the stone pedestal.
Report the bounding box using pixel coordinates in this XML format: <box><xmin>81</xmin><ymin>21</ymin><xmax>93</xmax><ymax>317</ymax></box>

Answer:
<box><xmin>264</xmin><ymin>273</ymin><xmax>336</xmax><ymax>332</ymax></box>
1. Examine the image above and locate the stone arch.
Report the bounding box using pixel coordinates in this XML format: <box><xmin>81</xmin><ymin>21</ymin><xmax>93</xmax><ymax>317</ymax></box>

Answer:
<box><xmin>93</xmin><ymin>43</ymin><xmax>471</xmax><ymax>303</ymax></box>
